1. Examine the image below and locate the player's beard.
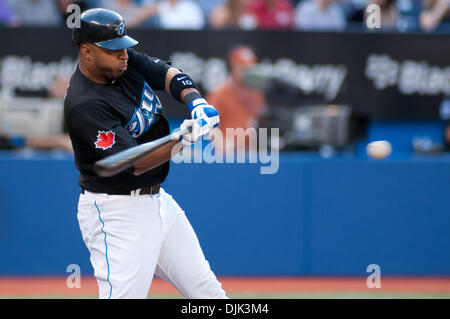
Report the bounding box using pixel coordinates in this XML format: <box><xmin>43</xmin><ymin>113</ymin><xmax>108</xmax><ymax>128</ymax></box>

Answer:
<box><xmin>102</xmin><ymin>66</ymin><xmax>126</xmax><ymax>82</ymax></box>
<box><xmin>112</xmin><ymin>69</ymin><xmax>126</xmax><ymax>79</ymax></box>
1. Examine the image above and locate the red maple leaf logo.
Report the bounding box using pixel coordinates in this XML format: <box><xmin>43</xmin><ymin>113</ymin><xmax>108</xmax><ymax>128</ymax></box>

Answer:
<box><xmin>94</xmin><ymin>130</ymin><xmax>116</xmax><ymax>150</ymax></box>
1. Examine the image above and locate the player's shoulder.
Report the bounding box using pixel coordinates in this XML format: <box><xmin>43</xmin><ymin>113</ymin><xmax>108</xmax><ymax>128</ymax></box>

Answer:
<box><xmin>65</xmin><ymin>83</ymin><xmax>105</xmax><ymax>112</ymax></box>
<box><xmin>127</xmin><ymin>48</ymin><xmax>171</xmax><ymax>71</ymax></box>
<box><xmin>65</xmin><ymin>69</ymin><xmax>109</xmax><ymax>111</ymax></box>
<box><xmin>127</xmin><ymin>48</ymin><xmax>162</xmax><ymax>63</ymax></box>
<box><xmin>65</xmin><ymin>92</ymin><xmax>111</xmax><ymax>121</ymax></box>
<box><xmin>65</xmin><ymin>70</ymin><xmax>94</xmax><ymax>104</ymax></box>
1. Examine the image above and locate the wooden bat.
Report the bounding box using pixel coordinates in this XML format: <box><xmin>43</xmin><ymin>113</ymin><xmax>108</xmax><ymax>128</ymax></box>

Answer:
<box><xmin>93</xmin><ymin>126</ymin><xmax>190</xmax><ymax>177</ymax></box>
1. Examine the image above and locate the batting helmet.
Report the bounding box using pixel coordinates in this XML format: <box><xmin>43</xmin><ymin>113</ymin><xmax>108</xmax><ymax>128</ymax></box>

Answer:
<box><xmin>72</xmin><ymin>8</ymin><xmax>138</xmax><ymax>50</ymax></box>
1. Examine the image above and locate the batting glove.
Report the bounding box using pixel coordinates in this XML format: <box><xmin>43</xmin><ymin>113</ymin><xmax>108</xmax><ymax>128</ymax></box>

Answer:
<box><xmin>188</xmin><ymin>98</ymin><xmax>220</xmax><ymax>137</ymax></box>
<box><xmin>178</xmin><ymin>119</ymin><xmax>202</xmax><ymax>146</ymax></box>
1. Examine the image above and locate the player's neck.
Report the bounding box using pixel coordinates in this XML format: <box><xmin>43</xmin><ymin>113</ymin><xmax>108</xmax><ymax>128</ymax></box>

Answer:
<box><xmin>79</xmin><ymin>62</ymin><xmax>111</xmax><ymax>85</ymax></box>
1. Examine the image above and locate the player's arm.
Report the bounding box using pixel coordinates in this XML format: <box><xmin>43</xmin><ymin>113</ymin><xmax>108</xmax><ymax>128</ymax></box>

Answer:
<box><xmin>132</xmin><ymin>53</ymin><xmax>219</xmax><ymax>175</ymax></box>
<box><xmin>126</xmin><ymin>49</ymin><xmax>219</xmax><ymax>132</ymax></box>
<box><xmin>419</xmin><ymin>0</ymin><xmax>449</xmax><ymax>31</ymax></box>
<box><xmin>163</xmin><ymin>67</ymin><xmax>199</xmax><ymax>104</ymax></box>
<box><xmin>163</xmin><ymin>66</ymin><xmax>219</xmax><ymax>134</ymax></box>
<box><xmin>134</xmin><ymin>68</ymin><xmax>212</xmax><ymax>175</ymax></box>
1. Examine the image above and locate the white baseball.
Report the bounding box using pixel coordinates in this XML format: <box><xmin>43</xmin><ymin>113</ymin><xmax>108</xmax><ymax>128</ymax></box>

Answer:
<box><xmin>366</xmin><ymin>140</ymin><xmax>392</xmax><ymax>159</ymax></box>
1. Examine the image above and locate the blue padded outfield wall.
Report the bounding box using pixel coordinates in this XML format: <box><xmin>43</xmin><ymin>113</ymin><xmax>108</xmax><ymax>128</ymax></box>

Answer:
<box><xmin>1</xmin><ymin>147</ymin><xmax>449</xmax><ymax>277</ymax></box>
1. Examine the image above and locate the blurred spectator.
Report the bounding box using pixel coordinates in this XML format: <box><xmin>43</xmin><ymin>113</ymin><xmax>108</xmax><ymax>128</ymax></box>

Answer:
<box><xmin>295</xmin><ymin>0</ymin><xmax>347</xmax><ymax>31</ymax></box>
<box><xmin>240</xmin><ymin>0</ymin><xmax>295</xmax><ymax>29</ymax></box>
<box><xmin>196</xmin><ymin>0</ymin><xmax>226</xmax><ymax>20</ymax></box>
<box><xmin>372</xmin><ymin>0</ymin><xmax>399</xmax><ymax>29</ymax></box>
<box><xmin>341</xmin><ymin>0</ymin><xmax>367</xmax><ymax>26</ymax></box>
<box><xmin>0</xmin><ymin>0</ymin><xmax>19</xmax><ymax>26</ymax></box>
<box><xmin>100</xmin><ymin>0</ymin><xmax>160</xmax><ymax>28</ymax></box>
<box><xmin>7</xmin><ymin>0</ymin><xmax>63</xmax><ymax>26</ymax></box>
<box><xmin>419</xmin><ymin>0</ymin><xmax>450</xmax><ymax>32</ymax></box>
<box><xmin>25</xmin><ymin>132</ymin><xmax>73</xmax><ymax>152</ymax></box>
<box><xmin>209</xmin><ymin>0</ymin><xmax>249</xmax><ymax>29</ymax></box>
<box><xmin>25</xmin><ymin>131</ymin><xmax>73</xmax><ymax>152</ymax></box>
<box><xmin>0</xmin><ymin>75</ymin><xmax>73</xmax><ymax>152</ymax></box>
<box><xmin>396</xmin><ymin>0</ymin><xmax>423</xmax><ymax>32</ymax></box>
<box><xmin>26</xmin><ymin>75</ymin><xmax>73</xmax><ymax>152</ymax></box>
<box><xmin>156</xmin><ymin>0</ymin><xmax>205</xmax><ymax>29</ymax></box>
<box><xmin>47</xmin><ymin>74</ymin><xmax>71</xmax><ymax>99</ymax></box>
<box><xmin>206</xmin><ymin>45</ymin><xmax>266</xmax><ymax>151</ymax></box>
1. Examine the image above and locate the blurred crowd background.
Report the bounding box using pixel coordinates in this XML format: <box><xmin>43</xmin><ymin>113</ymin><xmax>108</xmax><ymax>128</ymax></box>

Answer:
<box><xmin>0</xmin><ymin>0</ymin><xmax>449</xmax><ymax>33</ymax></box>
<box><xmin>0</xmin><ymin>0</ymin><xmax>449</xmax><ymax>154</ymax></box>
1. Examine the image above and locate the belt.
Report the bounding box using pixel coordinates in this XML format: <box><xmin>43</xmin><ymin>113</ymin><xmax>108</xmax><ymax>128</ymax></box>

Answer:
<box><xmin>81</xmin><ymin>184</ymin><xmax>160</xmax><ymax>196</ymax></box>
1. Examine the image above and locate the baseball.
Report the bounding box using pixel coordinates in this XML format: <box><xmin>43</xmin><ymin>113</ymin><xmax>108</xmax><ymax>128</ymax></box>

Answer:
<box><xmin>366</xmin><ymin>140</ymin><xmax>392</xmax><ymax>159</ymax></box>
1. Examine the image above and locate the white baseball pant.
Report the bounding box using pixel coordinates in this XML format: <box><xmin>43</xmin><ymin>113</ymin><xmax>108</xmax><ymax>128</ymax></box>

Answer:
<box><xmin>77</xmin><ymin>187</ymin><xmax>227</xmax><ymax>299</ymax></box>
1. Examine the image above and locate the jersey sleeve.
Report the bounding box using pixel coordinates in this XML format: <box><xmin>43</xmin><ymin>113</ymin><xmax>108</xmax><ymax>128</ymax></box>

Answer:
<box><xmin>68</xmin><ymin>102</ymin><xmax>137</xmax><ymax>158</ymax></box>
<box><xmin>127</xmin><ymin>48</ymin><xmax>171</xmax><ymax>91</ymax></box>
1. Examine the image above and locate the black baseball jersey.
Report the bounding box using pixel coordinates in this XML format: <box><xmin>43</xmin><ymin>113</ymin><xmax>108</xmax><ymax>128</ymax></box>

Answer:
<box><xmin>64</xmin><ymin>48</ymin><xmax>172</xmax><ymax>194</ymax></box>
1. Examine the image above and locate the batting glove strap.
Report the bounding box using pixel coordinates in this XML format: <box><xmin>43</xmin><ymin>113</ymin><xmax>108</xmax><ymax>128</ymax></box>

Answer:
<box><xmin>188</xmin><ymin>98</ymin><xmax>220</xmax><ymax>131</ymax></box>
<box><xmin>187</xmin><ymin>98</ymin><xmax>207</xmax><ymax>112</ymax></box>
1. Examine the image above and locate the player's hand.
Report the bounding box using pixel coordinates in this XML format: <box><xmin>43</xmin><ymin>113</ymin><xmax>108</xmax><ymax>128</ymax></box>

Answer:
<box><xmin>188</xmin><ymin>98</ymin><xmax>220</xmax><ymax>137</ymax></box>
<box><xmin>178</xmin><ymin>119</ymin><xmax>201</xmax><ymax>146</ymax></box>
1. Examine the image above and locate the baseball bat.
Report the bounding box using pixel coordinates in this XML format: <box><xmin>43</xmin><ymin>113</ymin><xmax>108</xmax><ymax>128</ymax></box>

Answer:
<box><xmin>93</xmin><ymin>126</ymin><xmax>189</xmax><ymax>177</ymax></box>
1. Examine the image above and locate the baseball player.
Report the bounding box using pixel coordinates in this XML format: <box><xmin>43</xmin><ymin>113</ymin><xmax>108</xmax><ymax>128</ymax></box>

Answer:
<box><xmin>64</xmin><ymin>8</ymin><xmax>226</xmax><ymax>299</ymax></box>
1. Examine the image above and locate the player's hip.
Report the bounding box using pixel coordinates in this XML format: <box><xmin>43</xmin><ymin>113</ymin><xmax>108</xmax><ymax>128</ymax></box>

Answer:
<box><xmin>77</xmin><ymin>187</ymin><xmax>184</xmax><ymax>240</ymax></box>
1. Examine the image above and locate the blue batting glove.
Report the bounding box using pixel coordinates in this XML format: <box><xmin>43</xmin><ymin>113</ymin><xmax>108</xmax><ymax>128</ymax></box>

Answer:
<box><xmin>188</xmin><ymin>98</ymin><xmax>220</xmax><ymax>136</ymax></box>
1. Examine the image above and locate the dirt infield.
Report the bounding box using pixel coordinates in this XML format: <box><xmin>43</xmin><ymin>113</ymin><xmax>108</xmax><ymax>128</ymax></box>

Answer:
<box><xmin>1</xmin><ymin>277</ymin><xmax>449</xmax><ymax>297</ymax></box>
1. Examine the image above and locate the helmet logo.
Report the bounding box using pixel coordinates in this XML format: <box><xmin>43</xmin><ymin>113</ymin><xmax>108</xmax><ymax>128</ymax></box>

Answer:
<box><xmin>115</xmin><ymin>23</ymin><xmax>125</xmax><ymax>36</ymax></box>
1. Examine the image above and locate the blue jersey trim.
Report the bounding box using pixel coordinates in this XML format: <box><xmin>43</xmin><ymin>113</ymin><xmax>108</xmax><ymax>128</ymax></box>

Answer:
<box><xmin>94</xmin><ymin>201</ymin><xmax>112</xmax><ymax>299</ymax></box>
